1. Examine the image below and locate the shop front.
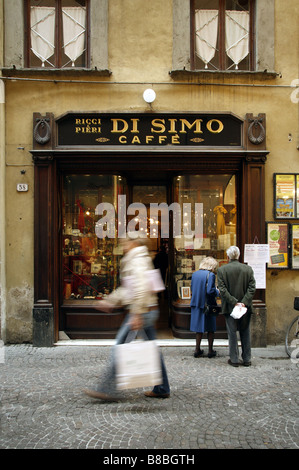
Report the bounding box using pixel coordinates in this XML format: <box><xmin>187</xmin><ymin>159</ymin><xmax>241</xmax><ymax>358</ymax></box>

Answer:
<box><xmin>31</xmin><ymin>111</ymin><xmax>268</xmax><ymax>347</ymax></box>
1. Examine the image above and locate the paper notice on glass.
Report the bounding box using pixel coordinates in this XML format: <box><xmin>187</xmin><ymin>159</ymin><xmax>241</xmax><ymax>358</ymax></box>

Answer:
<box><xmin>230</xmin><ymin>304</ymin><xmax>247</xmax><ymax>319</ymax></box>
<box><xmin>248</xmin><ymin>263</ymin><xmax>266</xmax><ymax>289</ymax></box>
<box><xmin>244</xmin><ymin>244</ymin><xmax>270</xmax><ymax>264</ymax></box>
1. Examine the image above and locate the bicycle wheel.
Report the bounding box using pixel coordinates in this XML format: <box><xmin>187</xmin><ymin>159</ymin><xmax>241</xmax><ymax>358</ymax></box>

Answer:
<box><xmin>285</xmin><ymin>315</ymin><xmax>299</xmax><ymax>357</ymax></box>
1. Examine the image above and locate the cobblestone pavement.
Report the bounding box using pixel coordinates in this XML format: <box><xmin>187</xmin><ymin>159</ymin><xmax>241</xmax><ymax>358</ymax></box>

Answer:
<box><xmin>0</xmin><ymin>343</ymin><xmax>298</xmax><ymax>451</ymax></box>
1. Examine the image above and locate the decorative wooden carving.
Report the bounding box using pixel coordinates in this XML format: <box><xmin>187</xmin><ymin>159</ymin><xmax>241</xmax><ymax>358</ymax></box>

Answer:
<box><xmin>33</xmin><ymin>117</ymin><xmax>51</xmax><ymax>145</ymax></box>
<box><xmin>32</xmin><ymin>113</ymin><xmax>55</xmax><ymax>150</ymax></box>
<box><xmin>245</xmin><ymin>113</ymin><xmax>266</xmax><ymax>150</ymax></box>
<box><xmin>248</xmin><ymin>117</ymin><xmax>266</xmax><ymax>145</ymax></box>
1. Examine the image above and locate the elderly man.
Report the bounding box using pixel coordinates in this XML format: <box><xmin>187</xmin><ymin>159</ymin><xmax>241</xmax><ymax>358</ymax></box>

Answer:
<box><xmin>217</xmin><ymin>246</ymin><xmax>256</xmax><ymax>367</ymax></box>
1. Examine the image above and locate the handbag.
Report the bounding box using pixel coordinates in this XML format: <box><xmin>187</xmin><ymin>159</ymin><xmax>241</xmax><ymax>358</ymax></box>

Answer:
<box><xmin>204</xmin><ymin>272</ymin><xmax>220</xmax><ymax>316</ymax></box>
<box><xmin>115</xmin><ymin>330</ymin><xmax>162</xmax><ymax>390</ymax></box>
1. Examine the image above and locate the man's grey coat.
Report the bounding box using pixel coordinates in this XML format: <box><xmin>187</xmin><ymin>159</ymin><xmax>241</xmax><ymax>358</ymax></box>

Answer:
<box><xmin>217</xmin><ymin>260</ymin><xmax>256</xmax><ymax>315</ymax></box>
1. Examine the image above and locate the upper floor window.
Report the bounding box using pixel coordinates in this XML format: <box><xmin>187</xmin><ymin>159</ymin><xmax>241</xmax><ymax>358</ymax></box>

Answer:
<box><xmin>191</xmin><ymin>0</ymin><xmax>255</xmax><ymax>71</ymax></box>
<box><xmin>25</xmin><ymin>0</ymin><xmax>89</xmax><ymax>68</ymax></box>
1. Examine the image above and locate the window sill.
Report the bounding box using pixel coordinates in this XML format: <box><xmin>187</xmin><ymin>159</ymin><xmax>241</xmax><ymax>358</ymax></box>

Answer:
<box><xmin>169</xmin><ymin>69</ymin><xmax>280</xmax><ymax>80</ymax></box>
<box><xmin>1</xmin><ymin>67</ymin><xmax>112</xmax><ymax>78</ymax></box>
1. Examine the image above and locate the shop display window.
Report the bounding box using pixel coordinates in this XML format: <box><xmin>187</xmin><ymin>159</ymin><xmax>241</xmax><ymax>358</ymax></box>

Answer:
<box><xmin>62</xmin><ymin>173</ymin><xmax>237</xmax><ymax>305</ymax></box>
<box><xmin>173</xmin><ymin>174</ymin><xmax>237</xmax><ymax>303</ymax></box>
<box><xmin>62</xmin><ymin>174</ymin><xmax>127</xmax><ymax>301</ymax></box>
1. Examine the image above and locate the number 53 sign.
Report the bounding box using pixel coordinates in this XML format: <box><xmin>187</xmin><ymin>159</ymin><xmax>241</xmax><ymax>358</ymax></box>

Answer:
<box><xmin>16</xmin><ymin>184</ymin><xmax>29</xmax><ymax>192</ymax></box>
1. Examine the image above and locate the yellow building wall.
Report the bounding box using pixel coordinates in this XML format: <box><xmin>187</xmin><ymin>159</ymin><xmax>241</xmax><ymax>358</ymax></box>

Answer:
<box><xmin>2</xmin><ymin>0</ymin><xmax>299</xmax><ymax>343</ymax></box>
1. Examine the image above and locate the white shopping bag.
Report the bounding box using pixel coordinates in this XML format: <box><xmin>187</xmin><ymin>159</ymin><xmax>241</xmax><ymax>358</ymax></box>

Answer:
<box><xmin>230</xmin><ymin>303</ymin><xmax>247</xmax><ymax>319</ymax></box>
<box><xmin>122</xmin><ymin>269</ymin><xmax>165</xmax><ymax>294</ymax></box>
<box><xmin>147</xmin><ymin>269</ymin><xmax>165</xmax><ymax>293</ymax></box>
<box><xmin>115</xmin><ymin>339</ymin><xmax>162</xmax><ymax>390</ymax></box>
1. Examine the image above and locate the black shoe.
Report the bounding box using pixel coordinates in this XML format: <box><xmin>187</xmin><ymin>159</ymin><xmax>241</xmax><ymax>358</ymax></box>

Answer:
<box><xmin>208</xmin><ymin>350</ymin><xmax>217</xmax><ymax>358</ymax></box>
<box><xmin>194</xmin><ymin>349</ymin><xmax>204</xmax><ymax>358</ymax></box>
<box><xmin>228</xmin><ymin>359</ymin><xmax>239</xmax><ymax>367</ymax></box>
<box><xmin>243</xmin><ymin>361</ymin><xmax>252</xmax><ymax>367</ymax></box>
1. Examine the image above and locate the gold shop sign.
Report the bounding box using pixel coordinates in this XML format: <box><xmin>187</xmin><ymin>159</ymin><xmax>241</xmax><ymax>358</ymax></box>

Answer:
<box><xmin>57</xmin><ymin>113</ymin><xmax>242</xmax><ymax>147</ymax></box>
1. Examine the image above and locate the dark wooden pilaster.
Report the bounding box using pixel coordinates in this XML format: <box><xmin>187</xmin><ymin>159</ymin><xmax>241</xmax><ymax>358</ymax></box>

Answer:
<box><xmin>241</xmin><ymin>157</ymin><xmax>266</xmax><ymax>248</ymax></box>
<box><xmin>32</xmin><ymin>113</ymin><xmax>56</xmax><ymax>347</ymax></box>
<box><xmin>241</xmin><ymin>114</ymin><xmax>267</xmax><ymax>346</ymax></box>
<box><xmin>241</xmin><ymin>113</ymin><xmax>267</xmax><ymax>250</ymax></box>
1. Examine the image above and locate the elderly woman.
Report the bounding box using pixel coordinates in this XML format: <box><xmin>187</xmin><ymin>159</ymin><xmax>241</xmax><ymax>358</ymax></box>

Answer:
<box><xmin>190</xmin><ymin>257</ymin><xmax>219</xmax><ymax>358</ymax></box>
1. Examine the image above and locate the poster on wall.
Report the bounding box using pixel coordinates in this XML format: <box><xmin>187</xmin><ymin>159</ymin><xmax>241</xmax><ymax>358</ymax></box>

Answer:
<box><xmin>266</xmin><ymin>222</ymin><xmax>289</xmax><ymax>268</ymax></box>
<box><xmin>291</xmin><ymin>224</ymin><xmax>299</xmax><ymax>269</ymax></box>
<box><xmin>274</xmin><ymin>174</ymin><xmax>296</xmax><ymax>219</ymax></box>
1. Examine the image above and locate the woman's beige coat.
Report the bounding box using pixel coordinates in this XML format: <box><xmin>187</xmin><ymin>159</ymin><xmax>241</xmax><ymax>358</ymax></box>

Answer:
<box><xmin>106</xmin><ymin>245</ymin><xmax>158</xmax><ymax>315</ymax></box>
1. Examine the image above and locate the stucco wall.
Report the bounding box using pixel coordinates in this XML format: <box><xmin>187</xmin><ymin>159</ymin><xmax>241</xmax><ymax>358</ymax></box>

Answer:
<box><xmin>0</xmin><ymin>0</ymin><xmax>5</xmax><ymax>341</ymax></box>
<box><xmin>264</xmin><ymin>0</ymin><xmax>299</xmax><ymax>344</ymax></box>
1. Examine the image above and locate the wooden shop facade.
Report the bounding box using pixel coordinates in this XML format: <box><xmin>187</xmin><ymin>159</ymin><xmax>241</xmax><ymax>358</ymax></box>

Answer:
<box><xmin>31</xmin><ymin>110</ymin><xmax>268</xmax><ymax>346</ymax></box>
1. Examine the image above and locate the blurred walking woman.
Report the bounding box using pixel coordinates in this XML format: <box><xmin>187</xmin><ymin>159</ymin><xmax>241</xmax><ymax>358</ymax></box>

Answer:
<box><xmin>190</xmin><ymin>257</ymin><xmax>219</xmax><ymax>358</ymax></box>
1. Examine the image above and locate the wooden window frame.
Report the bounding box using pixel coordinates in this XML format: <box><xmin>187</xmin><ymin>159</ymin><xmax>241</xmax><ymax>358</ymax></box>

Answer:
<box><xmin>190</xmin><ymin>0</ymin><xmax>256</xmax><ymax>71</ymax></box>
<box><xmin>24</xmin><ymin>0</ymin><xmax>90</xmax><ymax>69</ymax></box>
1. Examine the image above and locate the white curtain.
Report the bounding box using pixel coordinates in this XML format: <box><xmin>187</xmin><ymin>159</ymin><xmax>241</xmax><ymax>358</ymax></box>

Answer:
<box><xmin>62</xmin><ymin>7</ymin><xmax>86</xmax><ymax>66</ymax></box>
<box><xmin>195</xmin><ymin>9</ymin><xmax>219</xmax><ymax>68</ymax></box>
<box><xmin>225</xmin><ymin>10</ymin><xmax>249</xmax><ymax>69</ymax></box>
<box><xmin>30</xmin><ymin>7</ymin><xmax>55</xmax><ymax>67</ymax></box>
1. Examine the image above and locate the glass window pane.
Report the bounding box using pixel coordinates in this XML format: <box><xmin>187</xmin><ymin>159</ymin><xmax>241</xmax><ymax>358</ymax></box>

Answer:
<box><xmin>225</xmin><ymin>0</ymin><xmax>250</xmax><ymax>70</ymax></box>
<box><xmin>30</xmin><ymin>0</ymin><xmax>56</xmax><ymax>68</ymax></box>
<box><xmin>173</xmin><ymin>174</ymin><xmax>237</xmax><ymax>302</ymax></box>
<box><xmin>61</xmin><ymin>0</ymin><xmax>87</xmax><ymax>67</ymax></box>
<box><xmin>62</xmin><ymin>175</ymin><xmax>127</xmax><ymax>301</ymax></box>
<box><xmin>29</xmin><ymin>0</ymin><xmax>87</xmax><ymax>68</ymax></box>
<box><xmin>194</xmin><ymin>0</ymin><xmax>220</xmax><ymax>70</ymax></box>
<box><xmin>193</xmin><ymin>0</ymin><xmax>253</xmax><ymax>71</ymax></box>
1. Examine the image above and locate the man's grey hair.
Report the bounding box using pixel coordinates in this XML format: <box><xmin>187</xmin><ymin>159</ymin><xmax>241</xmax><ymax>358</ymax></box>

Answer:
<box><xmin>226</xmin><ymin>246</ymin><xmax>240</xmax><ymax>260</ymax></box>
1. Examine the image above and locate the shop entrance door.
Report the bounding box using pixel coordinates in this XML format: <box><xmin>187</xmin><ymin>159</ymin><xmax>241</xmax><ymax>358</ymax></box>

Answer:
<box><xmin>131</xmin><ymin>184</ymin><xmax>170</xmax><ymax>331</ymax></box>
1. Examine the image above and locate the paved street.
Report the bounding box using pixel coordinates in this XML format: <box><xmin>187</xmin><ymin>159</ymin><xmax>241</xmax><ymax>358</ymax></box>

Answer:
<box><xmin>0</xmin><ymin>342</ymin><xmax>298</xmax><ymax>452</ymax></box>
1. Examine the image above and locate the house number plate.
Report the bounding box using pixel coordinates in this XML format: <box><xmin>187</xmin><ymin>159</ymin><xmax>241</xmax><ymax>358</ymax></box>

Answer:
<box><xmin>17</xmin><ymin>184</ymin><xmax>29</xmax><ymax>192</ymax></box>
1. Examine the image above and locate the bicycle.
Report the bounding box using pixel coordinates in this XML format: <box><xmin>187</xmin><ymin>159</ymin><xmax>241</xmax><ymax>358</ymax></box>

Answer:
<box><xmin>285</xmin><ymin>297</ymin><xmax>299</xmax><ymax>357</ymax></box>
